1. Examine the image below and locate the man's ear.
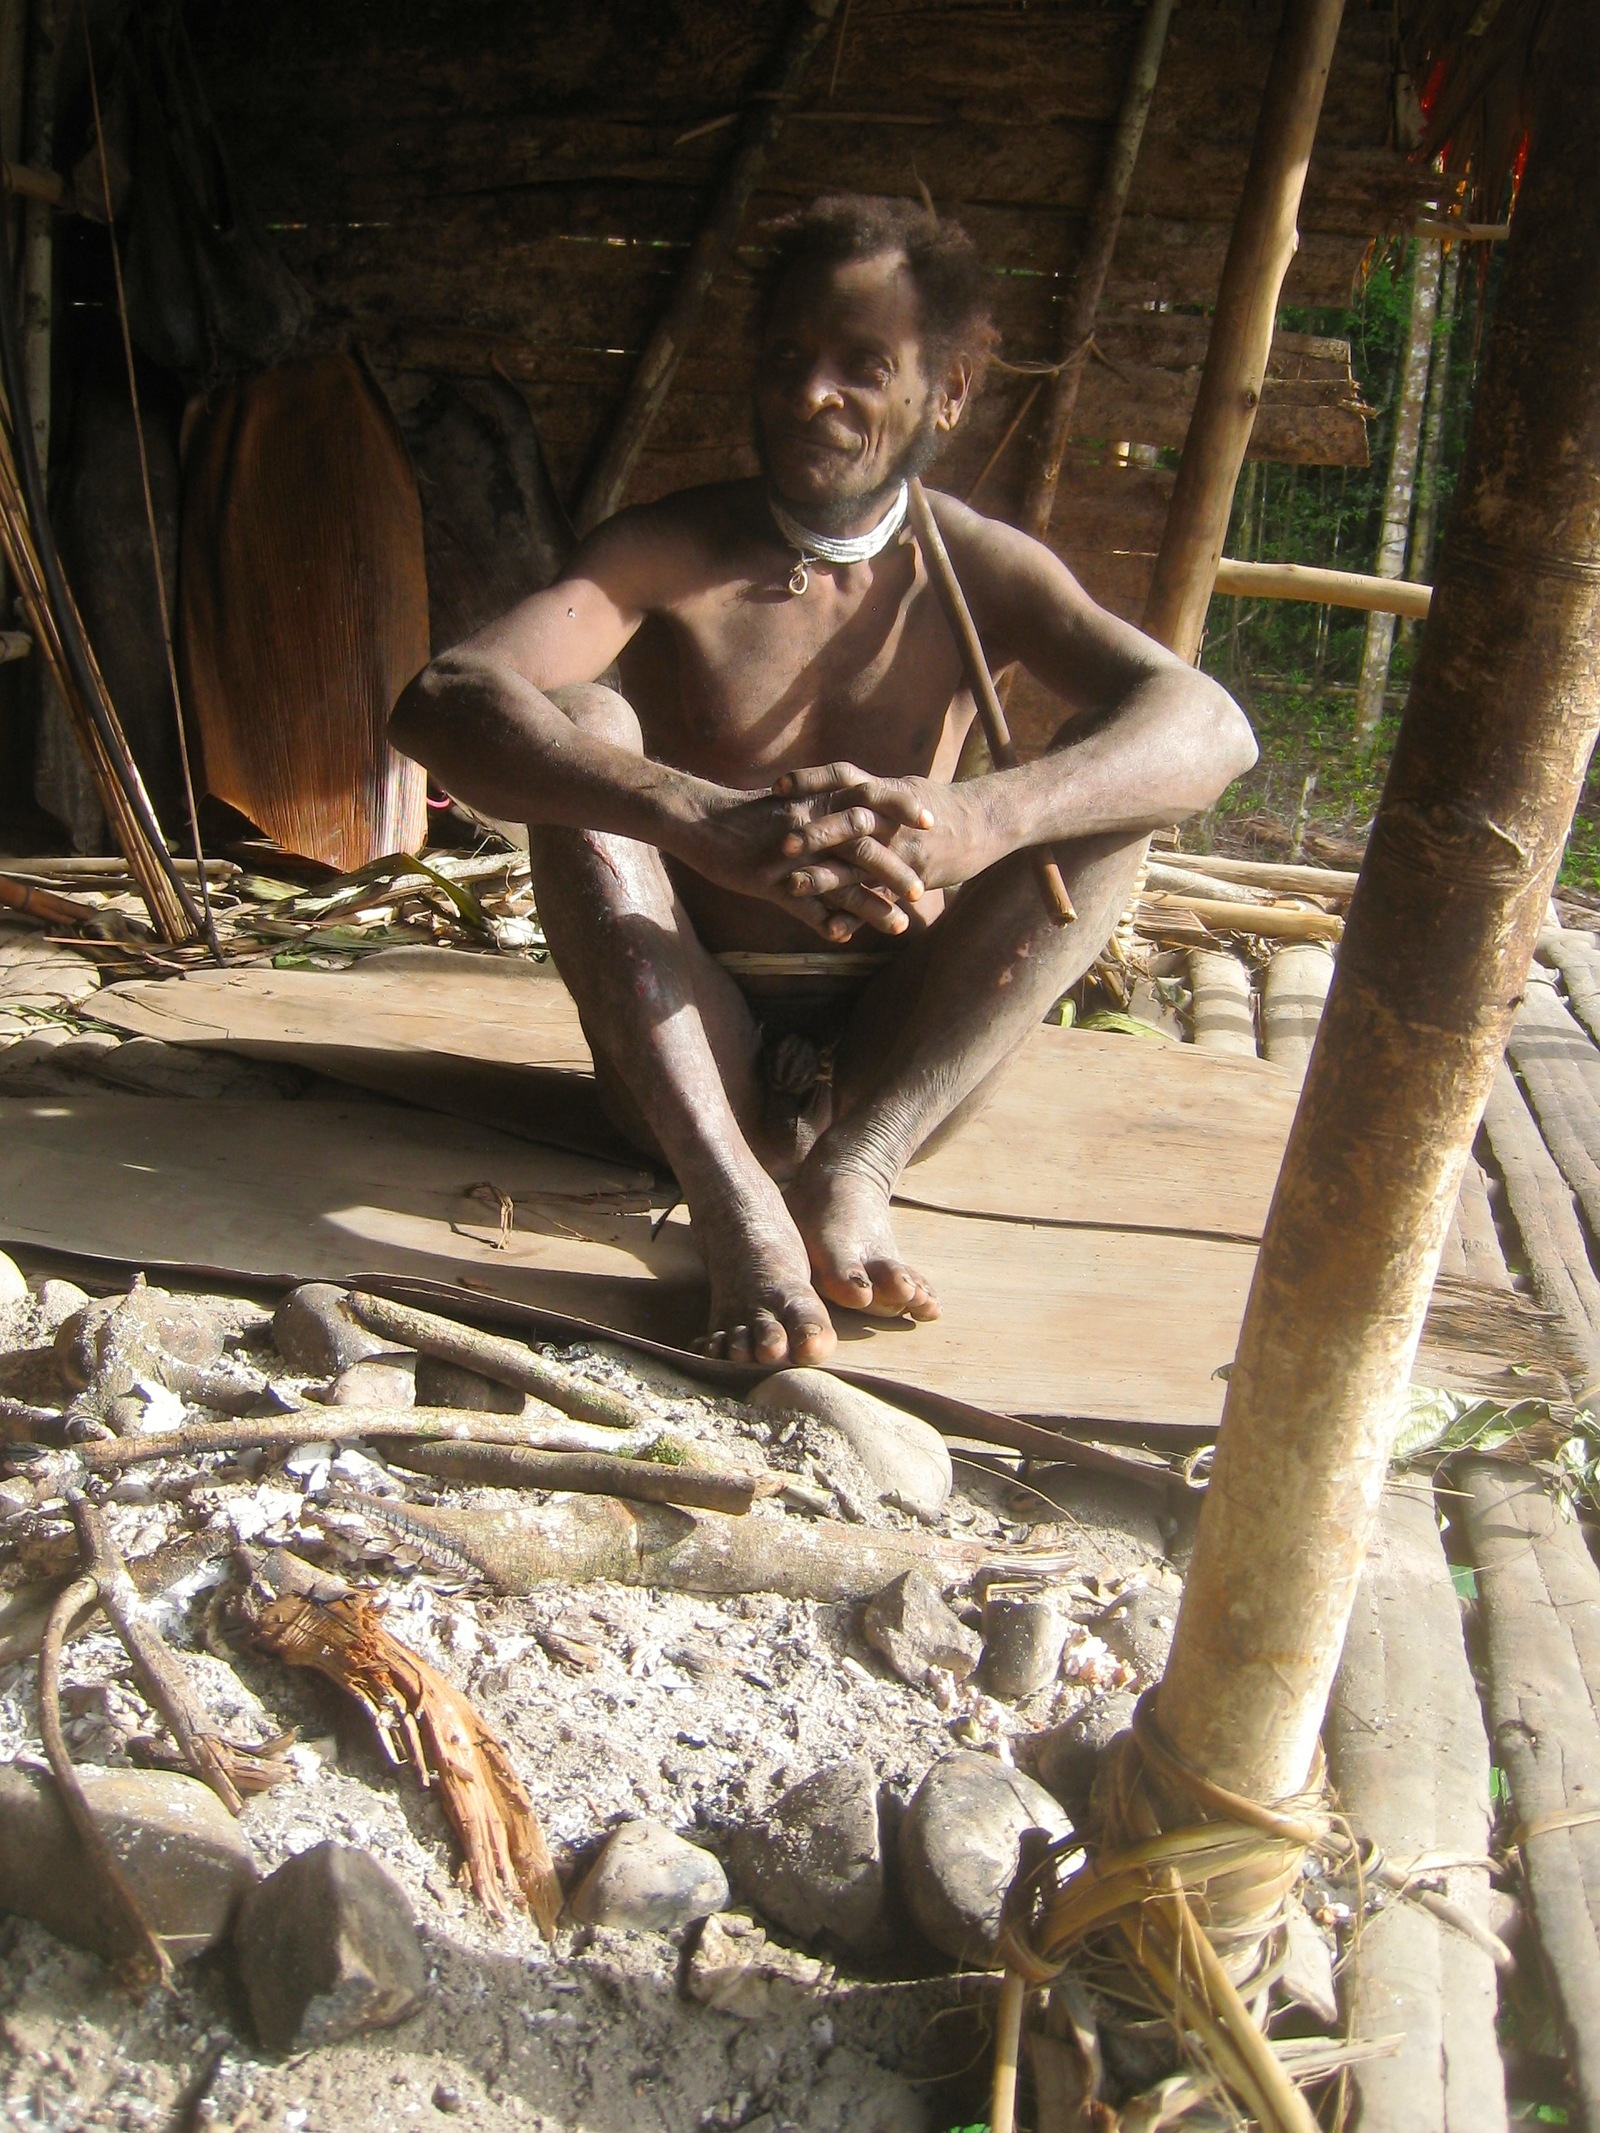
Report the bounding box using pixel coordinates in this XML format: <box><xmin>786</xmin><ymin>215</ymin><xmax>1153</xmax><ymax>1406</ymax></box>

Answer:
<box><xmin>934</xmin><ymin>357</ymin><xmax>974</xmax><ymax>435</ymax></box>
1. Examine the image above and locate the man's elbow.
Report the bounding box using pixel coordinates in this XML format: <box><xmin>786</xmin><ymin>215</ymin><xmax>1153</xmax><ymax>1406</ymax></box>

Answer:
<box><xmin>1200</xmin><ymin>680</ymin><xmax>1258</xmax><ymax>792</ymax></box>
<box><xmin>389</xmin><ymin>656</ymin><xmax>462</xmax><ymax>768</ymax></box>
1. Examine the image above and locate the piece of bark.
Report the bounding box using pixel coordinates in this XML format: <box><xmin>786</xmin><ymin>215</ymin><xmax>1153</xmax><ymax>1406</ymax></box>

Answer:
<box><xmin>238</xmin><ymin>1549</ymin><xmax>559</xmax><ymax>1933</ymax></box>
<box><xmin>1459</xmin><ymin>1460</ymin><xmax>1600</xmax><ymax>2128</ymax></box>
<box><xmin>348</xmin><ymin>1293</ymin><xmax>644</xmax><ymax>1430</ymax></box>
<box><xmin>1480</xmin><ymin>1061</ymin><xmax>1600</xmax><ymax>1381</ymax></box>
<box><xmin>336</xmin><ymin>1491</ymin><xmax>1068</xmax><ymax>1603</ymax></box>
<box><xmin>374</xmin><ymin>1437</ymin><xmax>781</xmax><ymax>1514</ymax></box>
<box><xmin>1445</xmin><ymin>1157</ymin><xmax>1512</xmax><ymax>1291</ymax></box>
<box><xmin>70</xmin><ymin>1497</ymin><xmax>292</xmax><ymax>1814</ymax></box>
<box><xmin>1325</xmin><ymin>1485</ymin><xmax>1508</xmax><ymax>2133</ymax></box>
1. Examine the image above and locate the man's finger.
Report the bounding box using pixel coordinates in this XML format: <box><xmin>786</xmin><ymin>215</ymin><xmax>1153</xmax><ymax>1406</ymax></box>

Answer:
<box><xmin>783</xmin><ymin>805</ymin><xmax>888</xmax><ymax>856</ymax></box>
<box><xmin>789</xmin><ymin>841</ymin><xmax>922</xmax><ymax>902</ymax></box>
<box><xmin>775</xmin><ymin>762</ymin><xmax>866</xmax><ymax>798</ymax></box>
<box><xmin>787</xmin><ymin>891</ymin><xmax>860</xmax><ymax>942</ymax></box>
<box><xmin>824</xmin><ymin>882</ymin><xmax>911</xmax><ymax>935</ymax></box>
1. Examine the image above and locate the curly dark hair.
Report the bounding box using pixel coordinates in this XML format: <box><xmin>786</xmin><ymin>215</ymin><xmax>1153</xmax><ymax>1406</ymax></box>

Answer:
<box><xmin>757</xmin><ymin>193</ymin><xmax>999</xmax><ymax>388</ymax></box>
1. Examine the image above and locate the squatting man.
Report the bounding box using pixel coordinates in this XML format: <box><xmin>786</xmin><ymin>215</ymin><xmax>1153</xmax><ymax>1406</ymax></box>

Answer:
<box><xmin>392</xmin><ymin>194</ymin><xmax>1256</xmax><ymax>1366</ymax></box>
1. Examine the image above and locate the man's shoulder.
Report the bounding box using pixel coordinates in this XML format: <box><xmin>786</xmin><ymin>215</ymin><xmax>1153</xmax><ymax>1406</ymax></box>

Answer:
<box><xmin>597</xmin><ymin>478</ymin><xmax>763</xmax><ymax>556</ymax></box>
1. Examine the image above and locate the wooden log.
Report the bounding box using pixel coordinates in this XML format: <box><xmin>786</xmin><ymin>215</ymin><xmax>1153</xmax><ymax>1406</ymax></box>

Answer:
<box><xmin>1259</xmin><ymin>943</ymin><xmax>1333</xmax><ymax>1076</ymax></box>
<box><xmin>1505</xmin><ymin>976</ymin><xmax>1600</xmax><ymax>1243</ymax></box>
<box><xmin>1542</xmin><ymin>928</ymin><xmax>1600</xmax><ymax>1049</ymax></box>
<box><xmin>573</xmin><ymin>0</ymin><xmax>841</xmax><ymax>531</ymax></box>
<box><xmin>19</xmin><ymin>0</ymin><xmax>53</xmax><ymax>475</ymax></box>
<box><xmin>1165</xmin><ymin>853</ymin><xmax>1360</xmax><ymax>897</ymax></box>
<box><xmin>347</xmin><ymin>1291</ymin><xmax>645</xmax><ymax>1430</ymax></box>
<box><xmin>1186</xmin><ymin>948</ymin><xmax>1256</xmax><ymax>1056</ymax></box>
<box><xmin>1145</xmin><ymin>859</ymin><xmax>1260</xmax><ymax>905</ymax></box>
<box><xmin>1459</xmin><ymin>1460</ymin><xmax>1600</xmax><ymax>2128</ymax></box>
<box><xmin>1155</xmin><ymin>0</ymin><xmax>1600</xmax><ymax>1823</ymax></box>
<box><xmin>1138</xmin><ymin>892</ymin><xmax>1342</xmax><ymax>943</ymax></box>
<box><xmin>1481</xmin><ymin>1062</ymin><xmax>1600</xmax><ymax>1381</ymax></box>
<box><xmin>1017</xmin><ymin>0</ymin><xmax>1175</xmax><ymax>537</ymax></box>
<box><xmin>0</xmin><ymin>157</ymin><xmax>61</xmax><ymax>206</ymax></box>
<box><xmin>1443</xmin><ymin>1158</ymin><xmax>1512</xmax><ymax>1292</ymax></box>
<box><xmin>1212</xmin><ymin>556</ymin><xmax>1432</xmax><ymax>618</ymax></box>
<box><xmin>1325</xmin><ymin>1485</ymin><xmax>1508</xmax><ymax>2133</ymax></box>
<box><xmin>1142</xmin><ymin>0</ymin><xmax>1349</xmax><ymax>662</ymax></box>
<box><xmin>372</xmin><ymin>1437</ymin><xmax>781</xmax><ymax>1515</ymax></box>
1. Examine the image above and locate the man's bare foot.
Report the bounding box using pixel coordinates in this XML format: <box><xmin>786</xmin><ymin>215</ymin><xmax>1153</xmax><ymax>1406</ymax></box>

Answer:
<box><xmin>691</xmin><ymin>1167</ymin><xmax>837</xmax><ymax>1365</ymax></box>
<box><xmin>788</xmin><ymin>1159</ymin><xmax>941</xmax><ymax>1322</ymax></box>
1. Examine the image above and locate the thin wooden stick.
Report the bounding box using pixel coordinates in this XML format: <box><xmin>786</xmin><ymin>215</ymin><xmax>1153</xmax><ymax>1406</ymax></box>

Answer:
<box><xmin>1213</xmin><ymin>556</ymin><xmax>1432</xmax><ymax>618</ymax></box>
<box><xmin>348</xmin><ymin>1291</ymin><xmax>645</xmax><ymax>1430</ymax></box>
<box><xmin>38</xmin><ymin>1569</ymin><xmax>172</xmax><ymax>1986</ymax></box>
<box><xmin>989</xmin><ymin>1970</ymin><xmax>1026</xmax><ymax>2133</ymax></box>
<box><xmin>70</xmin><ymin>1496</ymin><xmax>291</xmax><ymax>1814</ymax></box>
<box><xmin>906</xmin><ymin>479</ymin><xmax>1076</xmax><ymax>924</ymax></box>
<box><xmin>376</xmin><ymin>1437</ymin><xmax>782</xmax><ymax>1514</ymax></box>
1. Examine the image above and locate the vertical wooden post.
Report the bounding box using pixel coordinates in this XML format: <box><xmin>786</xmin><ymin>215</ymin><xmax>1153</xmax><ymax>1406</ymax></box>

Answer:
<box><xmin>1352</xmin><ymin>235</ymin><xmax>1442</xmax><ymax>741</ymax></box>
<box><xmin>1155</xmin><ymin>0</ymin><xmax>1600</xmax><ymax>1805</ymax></box>
<box><xmin>1141</xmin><ymin>0</ymin><xmax>1346</xmax><ymax>662</ymax></box>
<box><xmin>574</xmin><ymin>0</ymin><xmax>841</xmax><ymax>535</ymax></box>
<box><xmin>1017</xmin><ymin>0</ymin><xmax>1175</xmax><ymax>542</ymax></box>
<box><xmin>1408</xmin><ymin>238</ymin><xmax>1463</xmax><ymax>590</ymax></box>
<box><xmin>19</xmin><ymin>0</ymin><xmax>53</xmax><ymax>474</ymax></box>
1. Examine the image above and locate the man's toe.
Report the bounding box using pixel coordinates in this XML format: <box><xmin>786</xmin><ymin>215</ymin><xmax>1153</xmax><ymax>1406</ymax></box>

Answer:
<box><xmin>786</xmin><ymin>1304</ymin><xmax>836</xmax><ymax>1364</ymax></box>
<box><xmin>751</xmin><ymin>1312</ymin><xmax>789</xmax><ymax>1364</ymax></box>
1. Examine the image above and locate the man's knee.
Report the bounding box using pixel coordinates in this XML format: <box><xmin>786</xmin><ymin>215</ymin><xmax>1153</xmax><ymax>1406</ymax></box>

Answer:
<box><xmin>547</xmin><ymin>681</ymin><xmax>642</xmax><ymax>751</ymax></box>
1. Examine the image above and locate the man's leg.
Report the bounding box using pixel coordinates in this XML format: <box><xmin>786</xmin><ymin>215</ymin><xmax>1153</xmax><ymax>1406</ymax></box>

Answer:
<box><xmin>528</xmin><ymin>685</ymin><xmax>834</xmax><ymax>1365</ymax></box>
<box><xmin>788</xmin><ymin>831</ymin><xmax>1146</xmax><ymax>1317</ymax></box>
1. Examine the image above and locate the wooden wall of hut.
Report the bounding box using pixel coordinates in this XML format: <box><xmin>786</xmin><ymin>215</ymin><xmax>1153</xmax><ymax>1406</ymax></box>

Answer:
<box><xmin>189</xmin><ymin>0</ymin><xmax>1418</xmax><ymax>750</ymax></box>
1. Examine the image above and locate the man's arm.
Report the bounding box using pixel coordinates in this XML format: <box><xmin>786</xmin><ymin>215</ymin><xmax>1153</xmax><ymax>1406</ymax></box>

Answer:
<box><xmin>776</xmin><ymin>490</ymin><xmax>1257</xmax><ymax>895</ymax></box>
<box><xmin>390</xmin><ymin>507</ymin><xmax>919</xmax><ymax>939</ymax></box>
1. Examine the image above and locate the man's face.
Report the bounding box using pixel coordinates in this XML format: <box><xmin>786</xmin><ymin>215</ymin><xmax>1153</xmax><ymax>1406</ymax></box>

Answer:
<box><xmin>754</xmin><ymin>251</ymin><xmax>967</xmax><ymax>532</ymax></box>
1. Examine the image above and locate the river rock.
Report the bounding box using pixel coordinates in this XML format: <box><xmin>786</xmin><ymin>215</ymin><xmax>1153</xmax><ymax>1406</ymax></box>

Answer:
<box><xmin>1094</xmin><ymin>1585</ymin><xmax>1179</xmax><ymax>1683</ymax></box>
<box><xmin>728</xmin><ymin>1758</ymin><xmax>890</xmax><ymax>1958</ymax></box>
<box><xmin>0</xmin><ymin>1250</ymin><xmax>25</xmax><ymax>1309</ymax></box>
<box><xmin>1028</xmin><ymin>1690</ymin><xmax>1138</xmax><ymax>1820</ymax></box>
<box><xmin>979</xmin><ymin>1589</ymin><xmax>1069</xmax><ymax>1702</ymax></box>
<box><xmin>236</xmin><ymin>1841</ymin><xmax>426</xmax><ymax>2051</ymax></box>
<box><xmin>567</xmin><ymin>1817</ymin><xmax>728</xmax><ymax>1932</ymax></box>
<box><xmin>329</xmin><ymin>1352</ymin><xmax>418</xmax><ymax>1408</ymax></box>
<box><xmin>31</xmin><ymin>1277</ymin><xmax>90</xmax><ymax>1333</ymax></box>
<box><xmin>862</xmin><ymin>1567</ymin><xmax>982</xmax><ymax>1688</ymax></box>
<box><xmin>898</xmin><ymin>1752</ymin><xmax>1075</xmax><ymax>1966</ymax></box>
<box><xmin>685</xmin><ymin>1913</ymin><xmax>827</xmax><ymax>2018</ymax></box>
<box><xmin>414</xmin><ymin>1354</ymin><xmax>527</xmax><ymax>1413</ymax></box>
<box><xmin>749</xmin><ymin>1370</ymin><xmax>951</xmax><ymax>1515</ymax></box>
<box><xmin>0</xmin><ymin>1762</ymin><xmax>257</xmax><ymax>1962</ymax></box>
<box><xmin>272</xmin><ymin>1283</ymin><xmax>395</xmax><ymax>1376</ymax></box>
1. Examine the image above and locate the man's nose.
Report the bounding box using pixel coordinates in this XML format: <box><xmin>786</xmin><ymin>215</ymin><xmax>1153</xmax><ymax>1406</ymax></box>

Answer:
<box><xmin>789</xmin><ymin>365</ymin><xmax>846</xmax><ymax>419</ymax></box>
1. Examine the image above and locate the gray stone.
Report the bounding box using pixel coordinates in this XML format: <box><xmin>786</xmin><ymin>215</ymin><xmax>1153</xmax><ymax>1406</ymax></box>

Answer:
<box><xmin>272</xmin><ymin>1283</ymin><xmax>395</xmax><ymax>1376</ymax></box>
<box><xmin>728</xmin><ymin>1758</ymin><xmax>889</xmax><ymax>1958</ymax></box>
<box><xmin>236</xmin><ymin>1841</ymin><xmax>426</xmax><ymax>2052</ymax></box>
<box><xmin>567</xmin><ymin>1817</ymin><xmax>728</xmax><ymax>1932</ymax></box>
<box><xmin>31</xmin><ymin>1278</ymin><xmax>90</xmax><ymax>1333</ymax></box>
<box><xmin>749</xmin><ymin>1369</ymin><xmax>951</xmax><ymax>1515</ymax></box>
<box><xmin>979</xmin><ymin>1589</ymin><xmax>1069</xmax><ymax>1702</ymax></box>
<box><xmin>330</xmin><ymin>1353</ymin><xmax>418</xmax><ymax>1408</ymax></box>
<box><xmin>1028</xmin><ymin>1691</ymin><xmax>1138</xmax><ymax>1820</ymax></box>
<box><xmin>55</xmin><ymin>1285</ymin><xmax>227</xmax><ymax>1397</ymax></box>
<box><xmin>898</xmin><ymin>1752</ymin><xmax>1075</xmax><ymax>1966</ymax></box>
<box><xmin>1094</xmin><ymin>1585</ymin><xmax>1179</xmax><ymax>1684</ymax></box>
<box><xmin>414</xmin><ymin>1354</ymin><xmax>527</xmax><ymax>1413</ymax></box>
<box><xmin>862</xmin><ymin>1568</ymin><xmax>982</xmax><ymax>1688</ymax></box>
<box><xmin>0</xmin><ymin>1762</ymin><xmax>257</xmax><ymax>1963</ymax></box>
<box><xmin>0</xmin><ymin>1249</ymin><xmax>26</xmax><ymax>1309</ymax></box>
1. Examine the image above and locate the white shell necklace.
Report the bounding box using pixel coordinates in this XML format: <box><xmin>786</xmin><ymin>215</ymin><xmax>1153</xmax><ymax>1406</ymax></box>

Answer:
<box><xmin>768</xmin><ymin>482</ymin><xmax>909</xmax><ymax>595</ymax></box>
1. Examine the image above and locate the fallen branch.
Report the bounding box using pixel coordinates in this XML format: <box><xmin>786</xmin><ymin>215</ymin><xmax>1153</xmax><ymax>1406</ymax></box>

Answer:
<box><xmin>376</xmin><ymin>1437</ymin><xmax>783</xmax><ymax>1515</ymax></box>
<box><xmin>348</xmin><ymin>1292</ymin><xmax>645</xmax><ymax>1430</ymax></box>
<box><xmin>70</xmin><ymin>1496</ymin><xmax>292</xmax><ymax>1815</ymax></box>
<box><xmin>1138</xmin><ymin>892</ymin><xmax>1343</xmax><ymax>944</ymax></box>
<box><xmin>60</xmin><ymin>1405</ymin><xmax>590</xmax><ymax>1472</ymax></box>
<box><xmin>337</xmin><ymin>1491</ymin><xmax>1071</xmax><ymax>1603</ymax></box>
<box><xmin>37</xmin><ymin>1569</ymin><xmax>171</xmax><ymax>1987</ymax></box>
<box><xmin>237</xmin><ymin>1548</ymin><xmax>561</xmax><ymax>1933</ymax></box>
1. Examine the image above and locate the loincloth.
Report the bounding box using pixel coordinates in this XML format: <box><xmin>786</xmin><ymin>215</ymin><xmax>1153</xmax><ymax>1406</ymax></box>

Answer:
<box><xmin>714</xmin><ymin>948</ymin><xmax>894</xmax><ymax>1098</ymax></box>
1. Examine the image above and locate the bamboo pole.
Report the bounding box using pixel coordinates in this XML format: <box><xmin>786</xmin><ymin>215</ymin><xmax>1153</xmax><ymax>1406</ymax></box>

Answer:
<box><xmin>1154</xmin><ymin>0</ymin><xmax>1600</xmax><ymax>1806</ymax></box>
<box><xmin>19</xmin><ymin>0</ymin><xmax>53</xmax><ymax>474</ymax></box>
<box><xmin>573</xmin><ymin>0</ymin><xmax>841</xmax><ymax>534</ymax></box>
<box><xmin>1409</xmin><ymin>240</ymin><xmax>1463</xmax><ymax>595</ymax></box>
<box><xmin>1353</xmin><ymin>237</ymin><xmax>1443</xmax><ymax>741</ymax></box>
<box><xmin>1140</xmin><ymin>0</ymin><xmax>1348</xmax><ymax>662</ymax></box>
<box><xmin>1211</xmin><ymin>556</ymin><xmax>1431</xmax><ymax>618</ymax></box>
<box><xmin>1016</xmin><ymin>0</ymin><xmax>1175</xmax><ymax>539</ymax></box>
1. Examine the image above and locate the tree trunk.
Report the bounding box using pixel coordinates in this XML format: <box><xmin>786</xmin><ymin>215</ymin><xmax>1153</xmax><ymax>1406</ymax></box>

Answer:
<box><xmin>1141</xmin><ymin>0</ymin><xmax>1348</xmax><ymax>661</ymax></box>
<box><xmin>1407</xmin><ymin>239</ymin><xmax>1464</xmax><ymax>600</ymax></box>
<box><xmin>1155</xmin><ymin>0</ymin><xmax>1600</xmax><ymax>1808</ymax></box>
<box><xmin>1352</xmin><ymin>237</ymin><xmax>1442</xmax><ymax>742</ymax></box>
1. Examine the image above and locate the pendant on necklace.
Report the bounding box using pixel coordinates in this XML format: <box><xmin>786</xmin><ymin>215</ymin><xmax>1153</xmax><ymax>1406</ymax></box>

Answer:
<box><xmin>788</xmin><ymin>554</ymin><xmax>811</xmax><ymax>596</ymax></box>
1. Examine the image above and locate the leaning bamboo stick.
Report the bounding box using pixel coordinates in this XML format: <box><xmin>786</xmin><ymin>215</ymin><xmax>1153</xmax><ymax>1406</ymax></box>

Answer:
<box><xmin>907</xmin><ymin>478</ymin><xmax>1076</xmax><ymax>924</ymax></box>
<box><xmin>1167</xmin><ymin>853</ymin><xmax>1360</xmax><ymax>897</ymax></box>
